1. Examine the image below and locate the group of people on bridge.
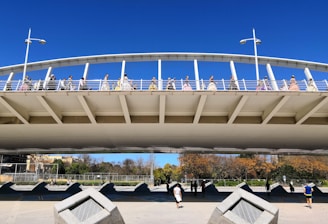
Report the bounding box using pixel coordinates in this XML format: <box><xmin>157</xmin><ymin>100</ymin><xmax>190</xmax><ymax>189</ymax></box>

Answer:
<box><xmin>3</xmin><ymin>72</ymin><xmax>322</xmax><ymax>92</ymax></box>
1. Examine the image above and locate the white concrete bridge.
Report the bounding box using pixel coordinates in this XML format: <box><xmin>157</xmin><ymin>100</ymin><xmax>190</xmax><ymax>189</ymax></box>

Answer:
<box><xmin>0</xmin><ymin>52</ymin><xmax>327</xmax><ymax>155</ymax></box>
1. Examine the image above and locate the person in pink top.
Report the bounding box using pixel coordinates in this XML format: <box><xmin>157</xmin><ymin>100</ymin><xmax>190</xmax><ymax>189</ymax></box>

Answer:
<box><xmin>288</xmin><ymin>75</ymin><xmax>300</xmax><ymax>91</ymax></box>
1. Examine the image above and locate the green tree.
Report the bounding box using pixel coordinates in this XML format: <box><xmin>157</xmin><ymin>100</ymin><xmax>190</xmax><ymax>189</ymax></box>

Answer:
<box><xmin>153</xmin><ymin>168</ymin><xmax>166</xmax><ymax>184</ymax></box>
<box><xmin>122</xmin><ymin>159</ymin><xmax>136</xmax><ymax>174</ymax></box>
<box><xmin>51</xmin><ymin>159</ymin><xmax>65</xmax><ymax>174</ymax></box>
<box><xmin>65</xmin><ymin>162</ymin><xmax>89</xmax><ymax>174</ymax></box>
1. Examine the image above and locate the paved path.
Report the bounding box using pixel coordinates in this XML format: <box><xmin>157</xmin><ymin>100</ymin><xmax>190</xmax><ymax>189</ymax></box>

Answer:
<box><xmin>1</xmin><ymin>185</ymin><xmax>328</xmax><ymax>223</ymax></box>
<box><xmin>1</xmin><ymin>200</ymin><xmax>328</xmax><ymax>224</ymax></box>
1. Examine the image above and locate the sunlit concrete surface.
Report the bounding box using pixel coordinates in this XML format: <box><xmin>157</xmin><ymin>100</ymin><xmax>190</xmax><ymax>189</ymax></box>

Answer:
<box><xmin>0</xmin><ymin>201</ymin><xmax>327</xmax><ymax>224</ymax></box>
<box><xmin>0</xmin><ymin>52</ymin><xmax>328</xmax><ymax>155</ymax></box>
<box><xmin>0</xmin><ymin>90</ymin><xmax>327</xmax><ymax>155</ymax></box>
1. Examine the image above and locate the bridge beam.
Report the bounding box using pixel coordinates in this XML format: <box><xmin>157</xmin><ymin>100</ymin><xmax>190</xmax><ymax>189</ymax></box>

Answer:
<box><xmin>0</xmin><ymin>96</ymin><xmax>29</xmax><ymax>124</ymax></box>
<box><xmin>193</xmin><ymin>95</ymin><xmax>207</xmax><ymax>124</ymax></box>
<box><xmin>37</xmin><ymin>96</ymin><xmax>63</xmax><ymax>124</ymax></box>
<box><xmin>227</xmin><ymin>95</ymin><xmax>248</xmax><ymax>124</ymax></box>
<box><xmin>119</xmin><ymin>95</ymin><xmax>131</xmax><ymax>124</ymax></box>
<box><xmin>77</xmin><ymin>95</ymin><xmax>97</xmax><ymax>124</ymax></box>
<box><xmin>296</xmin><ymin>96</ymin><xmax>328</xmax><ymax>125</ymax></box>
<box><xmin>159</xmin><ymin>95</ymin><xmax>166</xmax><ymax>124</ymax></box>
<box><xmin>262</xmin><ymin>96</ymin><xmax>290</xmax><ymax>124</ymax></box>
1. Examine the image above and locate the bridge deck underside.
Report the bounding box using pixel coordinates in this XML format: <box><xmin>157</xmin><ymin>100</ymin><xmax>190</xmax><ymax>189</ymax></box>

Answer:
<box><xmin>0</xmin><ymin>90</ymin><xmax>327</xmax><ymax>154</ymax></box>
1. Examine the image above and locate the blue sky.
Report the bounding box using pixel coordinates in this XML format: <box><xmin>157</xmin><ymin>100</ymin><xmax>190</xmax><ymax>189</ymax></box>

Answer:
<box><xmin>1</xmin><ymin>1</ymin><xmax>328</xmax><ymax>166</ymax></box>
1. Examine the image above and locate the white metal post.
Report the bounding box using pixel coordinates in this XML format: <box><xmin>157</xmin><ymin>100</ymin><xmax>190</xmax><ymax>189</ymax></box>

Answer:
<box><xmin>22</xmin><ymin>28</ymin><xmax>32</xmax><ymax>83</ymax></box>
<box><xmin>158</xmin><ymin>59</ymin><xmax>162</xmax><ymax>90</ymax></box>
<box><xmin>120</xmin><ymin>60</ymin><xmax>126</xmax><ymax>89</ymax></box>
<box><xmin>83</xmin><ymin>63</ymin><xmax>90</xmax><ymax>80</ymax></box>
<box><xmin>43</xmin><ymin>67</ymin><xmax>53</xmax><ymax>90</ymax></box>
<box><xmin>229</xmin><ymin>61</ymin><xmax>240</xmax><ymax>90</ymax></box>
<box><xmin>266</xmin><ymin>64</ymin><xmax>279</xmax><ymax>90</ymax></box>
<box><xmin>4</xmin><ymin>72</ymin><xmax>14</xmax><ymax>91</ymax></box>
<box><xmin>253</xmin><ymin>28</ymin><xmax>260</xmax><ymax>82</ymax></box>
<box><xmin>194</xmin><ymin>59</ymin><xmax>200</xmax><ymax>90</ymax></box>
<box><xmin>304</xmin><ymin>67</ymin><xmax>318</xmax><ymax>90</ymax></box>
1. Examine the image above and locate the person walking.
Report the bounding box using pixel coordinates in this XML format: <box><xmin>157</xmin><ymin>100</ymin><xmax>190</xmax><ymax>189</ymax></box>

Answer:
<box><xmin>201</xmin><ymin>180</ymin><xmax>206</xmax><ymax>196</ymax></box>
<box><xmin>289</xmin><ymin>181</ymin><xmax>295</xmax><ymax>193</ymax></box>
<box><xmin>193</xmin><ymin>180</ymin><xmax>198</xmax><ymax>196</ymax></box>
<box><xmin>266</xmin><ymin>179</ymin><xmax>271</xmax><ymax>196</ymax></box>
<box><xmin>173</xmin><ymin>183</ymin><xmax>183</xmax><ymax>208</ymax></box>
<box><xmin>304</xmin><ymin>183</ymin><xmax>314</xmax><ymax>208</ymax></box>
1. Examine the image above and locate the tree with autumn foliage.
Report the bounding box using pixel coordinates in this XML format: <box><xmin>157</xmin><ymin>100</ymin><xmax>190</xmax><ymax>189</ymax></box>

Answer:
<box><xmin>275</xmin><ymin>156</ymin><xmax>328</xmax><ymax>181</ymax></box>
<box><xmin>179</xmin><ymin>154</ymin><xmax>213</xmax><ymax>179</ymax></box>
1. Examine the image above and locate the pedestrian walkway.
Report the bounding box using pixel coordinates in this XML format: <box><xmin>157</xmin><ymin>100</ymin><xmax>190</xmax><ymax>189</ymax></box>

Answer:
<box><xmin>1</xmin><ymin>184</ymin><xmax>328</xmax><ymax>223</ymax></box>
<box><xmin>1</xmin><ymin>201</ymin><xmax>328</xmax><ymax>224</ymax></box>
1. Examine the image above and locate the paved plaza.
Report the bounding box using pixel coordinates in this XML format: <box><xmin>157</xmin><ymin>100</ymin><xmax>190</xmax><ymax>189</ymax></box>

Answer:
<box><xmin>1</xmin><ymin>185</ymin><xmax>328</xmax><ymax>223</ymax></box>
<box><xmin>1</xmin><ymin>201</ymin><xmax>328</xmax><ymax>224</ymax></box>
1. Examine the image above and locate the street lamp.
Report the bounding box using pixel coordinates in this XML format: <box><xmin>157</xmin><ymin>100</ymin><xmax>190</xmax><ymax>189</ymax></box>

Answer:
<box><xmin>22</xmin><ymin>28</ymin><xmax>46</xmax><ymax>82</ymax></box>
<box><xmin>240</xmin><ymin>28</ymin><xmax>261</xmax><ymax>82</ymax></box>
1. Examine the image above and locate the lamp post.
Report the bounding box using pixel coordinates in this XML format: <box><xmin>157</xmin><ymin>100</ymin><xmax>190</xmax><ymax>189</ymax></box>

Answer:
<box><xmin>240</xmin><ymin>28</ymin><xmax>261</xmax><ymax>82</ymax></box>
<box><xmin>22</xmin><ymin>28</ymin><xmax>46</xmax><ymax>82</ymax></box>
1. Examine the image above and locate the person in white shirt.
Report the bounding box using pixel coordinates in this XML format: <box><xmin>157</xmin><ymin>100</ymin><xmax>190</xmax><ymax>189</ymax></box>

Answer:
<box><xmin>173</xmin><ymin>183</ymin><xmax>183</xmax><ymax>208</ymax></box>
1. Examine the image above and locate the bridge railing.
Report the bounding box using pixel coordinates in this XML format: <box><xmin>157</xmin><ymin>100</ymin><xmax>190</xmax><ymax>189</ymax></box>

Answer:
<box><xmin>0</xmin><ymin>79</ymin><xmax>327</xmax><ymax>92</ymax></box>
<box><xmin>2</xmin><ymin>172</ymin><xmax>152</xmax><ymax>184</ymax></box>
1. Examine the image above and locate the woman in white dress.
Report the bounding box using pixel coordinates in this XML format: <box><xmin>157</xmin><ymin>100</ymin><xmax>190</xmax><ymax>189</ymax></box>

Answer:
<box><xmin>122</xmin><ymin>74</ymin><xmax>132</xmax><ymax>90</ymax></box>
<box><xmin>207</xmin><ymin>75</ymin><xmax>217</xmax><ymax>91</ymax></box>
<box><xmin>306</xmin><ymin>78</ymin><xmax>318</xmax><ymax>91</ymax></box>
<box><xmin>183</xmin><ymin>75</ymin><xmax>192</xmax><ymax>91</ymax></box>
<box><xmin>101</xmin><ymin>74</ymin><xmax>110</xmax><ymax>91</ymax></box>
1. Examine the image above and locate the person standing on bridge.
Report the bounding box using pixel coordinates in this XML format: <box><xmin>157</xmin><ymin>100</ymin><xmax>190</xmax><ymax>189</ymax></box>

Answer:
<box><xmin>207</xmin><ymin>75</ymin><xmax>217</xmax><ymax>91</ymax></box>
<box><xmin>101</xmin><ymin>74</ymin><xmax>110</xmax><ymax>91</ymax></box>
<box><xmin>79</xmin><ymin>77</ymin><xmax>89</xmax><ymax>90</ymax></box>
<box><xmin>166</xmin><ymin>77</ymin><xmax>175</xmax><ymax>90</ymax></box>
<box><xmin>183</xmin><ymin>75</ymin><xmax>192</xmax><ymax>90</ymax></box>
<box><xmin>122</xmin><ymin>73</ymin><xmax>132</xmax><ymax>90</ymax></box>
<box><xmin>306</xmin><ymin>78</ymin><xmax>318</xmax><ymax>92</ymax></box>
<box><xmin>148</xmin><ymin>77</ymin><xmax>158</xmax><ymax>90</ymax></box>
<box><xmin>228</xmin><ymin>75</ymin><xmax>238</xmax><ymax>90</ymax></box>
<box><xmin>67</xmin><ymin>75</ymin><xmax>74</xmax><ymax>90</ymax></box>
<box><xmin>288</xmin><ymin>75</ymin><xmax>300</xmax><ymax>91</ymax></box>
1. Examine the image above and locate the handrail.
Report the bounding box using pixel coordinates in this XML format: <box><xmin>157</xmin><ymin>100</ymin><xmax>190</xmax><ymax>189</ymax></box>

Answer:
<box><xmin>0</xmin><ymin>78</ymin><xmax>327</xmax><ymax>92</ymax></box>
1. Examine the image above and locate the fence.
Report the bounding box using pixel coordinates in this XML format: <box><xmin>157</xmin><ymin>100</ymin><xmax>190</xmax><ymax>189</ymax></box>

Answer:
<box><xmin>1</xmin><ymin>78</ymin><xmax>327</xmax><ymax>92</ymax></box>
